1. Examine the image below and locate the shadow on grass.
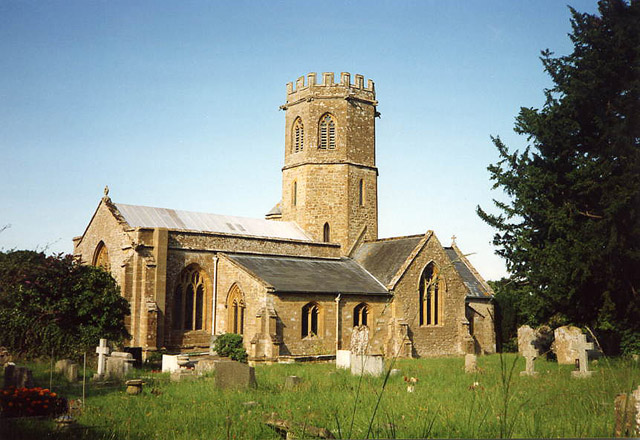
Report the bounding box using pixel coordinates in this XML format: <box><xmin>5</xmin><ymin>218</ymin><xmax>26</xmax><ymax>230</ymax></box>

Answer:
<box><xmin>0</xmin><ymin>416</ymin><xmax>129</xmax><ymax>440</ymax></box>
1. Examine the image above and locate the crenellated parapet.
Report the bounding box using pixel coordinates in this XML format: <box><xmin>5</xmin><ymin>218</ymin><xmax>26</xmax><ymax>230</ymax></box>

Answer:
<box><xmin>283</xmin><ymin>72</ymin><xmax>377</xmax><ymax>108</ymax></box>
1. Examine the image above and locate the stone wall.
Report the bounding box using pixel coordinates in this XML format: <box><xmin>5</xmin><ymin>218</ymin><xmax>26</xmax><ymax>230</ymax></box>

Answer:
<box><xmin>393</xmin><ymin>234</ymin><xmax>467</xmax><ymax>357</ymax></box>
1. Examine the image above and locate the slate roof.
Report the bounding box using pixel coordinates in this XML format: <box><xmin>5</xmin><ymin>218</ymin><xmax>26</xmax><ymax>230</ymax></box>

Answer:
<box><xmin>265</xmin><ymin>202</ymin><xmax>282</xmax><ymax>217</ymax></box>
<box><xmin>114</xmin><ymin>203</ymin><xmax>311</xmax><ymax>241</ymax></box>
<box><xmin>227</xmin><ymin>254</ymin><xmax>389</xmax><ymax>295</ymax></box>
<box><xmin>351</xmin><ymin>235</ymin><xmax>424</xmax><ymax>287</ymax></box>
<box><xmin>444</xmin><ymin>247</ymin><xmax>492</xmax><ymax>299</ymax></box>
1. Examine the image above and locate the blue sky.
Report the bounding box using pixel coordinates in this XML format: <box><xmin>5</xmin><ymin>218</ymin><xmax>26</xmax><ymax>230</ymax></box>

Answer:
<box><xmin>0</xmin><ymin>0</ymin><xmax>600</xmax><ymax>280</ymax></box>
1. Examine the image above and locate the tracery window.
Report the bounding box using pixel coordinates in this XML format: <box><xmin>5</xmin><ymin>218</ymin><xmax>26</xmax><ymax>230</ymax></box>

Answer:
<box><xmin>227</xmin><ymin>284</ymin><xmax>245</xmax><ymax>335</ymax></box>
<box><xmin>293</xmin><ymin>118</ymin><xmax>304</xmax><ymax>152</ymax></box>
<box><xmin>419</xmin><ymin>263</ymin><xmax>442</xmax><ymax>326</ymax></box>
<box><xmin>301</xmin><ymin>302</ymin><xmax>321</xmax><ymax>338</ymax></box>
<box><xmin>93</xmin><ymin>241</ymin><xmax>110</xmax><ymax>271</ymax></box>
<box><xmin>353</xmin><ymin>303</ymin><xmax>369</xmax><ymax>327</ymax></box>
<box><xmin>323</xmin><ymin>222</ymin><xmax>330</xmax><ymax>242</ymax></box>
<box><xmin>173</xmin><ymin>264</ymin><xmax>207</xmax><ymax>332</ymax></box>
<box><xmin>318</xmin><ymin>114</ymin><xmax>336</xmax><ymax>149</ymax></box>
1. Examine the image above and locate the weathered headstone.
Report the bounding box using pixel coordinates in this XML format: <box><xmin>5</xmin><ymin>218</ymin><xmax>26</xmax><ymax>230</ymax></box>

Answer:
<box><xmin>55</xmin><ymin>359</ymin><xmax>73</xmax><ymax>374</ymax></box>
<box><xmin>4</xmin><ymin>364</ymin><xmax>35</xmax><ymax>388</ymax></box>
<box><xmin>336</xmin><ymin>350</ymin><xmax>351</xmax><ymax>369</ymax></box>
<box><xmin>105</xmin><ymin>351</ymin><xmax>134</xmax><ymax>380</ymax></box>
<box><xmin>553</xmin><ymin>326</ymin><xmax>583</xmax><ymax>364</ymax></box>
<box><xmin>350</xmin><ymin>326</ymin><xmax>370</xmax><ymax>356</ymax></box>
<box><xmin>170</xmin><ymin>370</ymin><xmax>197</xmax><ymax>382</ymax></box>
<box><xmin>214</xmin><ymin>360</ymin><xmax>257</xmax><ymax>389</ymax></box>
<box><xmin>195</xmin><ymin>357</ymin><xmax>218</xmax><ymax>375</ymax></box>
<box><xmin>95</xmin><ymin>339</ymin><xmax>110</xmax><ymax>377</ymax></box>
<box><xmin>518</xmin><ymin>326</ymin><xmax>539</xmax><ymax>376</ymax></box>
<box><xmin>350</xmin><ymin>354</ymin><xmax>384</xmax><ymax>377</ymax></box>
<box><xmin>465</xmin><ymin>353</ymin><xmax>477</xmax><ymax>374</ymax></box>
<box><xmin>614</xmin><ymin>386</ymin><xmax>640</xmax><ymax>437</ymax></box>
<box><xmin>284</xmin><ymin>375</ymin><xmax>302</xmax><ymax>390</ymax></box>
<box><xmin>571</xmin><ymin>333</ymin><xmax>594</xmax><ymax>378</ymax></box>
<box><xmin>55</xmin><ymin>359</ymin><xmax>79</xmax><ymax>382</ymax></box>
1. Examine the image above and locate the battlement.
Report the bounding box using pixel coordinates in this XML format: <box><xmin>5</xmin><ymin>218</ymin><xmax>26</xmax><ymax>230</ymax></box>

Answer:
<box><xmin>286</xmin><ymin>72</ymin><xmax>375</xmax><ymax>99</ymax></box>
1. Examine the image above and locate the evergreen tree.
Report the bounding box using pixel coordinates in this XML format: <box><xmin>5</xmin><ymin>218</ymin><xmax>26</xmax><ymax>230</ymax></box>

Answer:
<box><xmin>477</xmin><ymin>0</ymin><xmax>640</xmax><ymax>352</ymax></box>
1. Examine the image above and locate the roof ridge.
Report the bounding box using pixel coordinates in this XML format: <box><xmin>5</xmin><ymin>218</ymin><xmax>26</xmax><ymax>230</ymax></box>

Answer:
<box><xmin>364</xmin><ymin>233</ymin><xmax>425</xmax><ymax>243</ymax></box>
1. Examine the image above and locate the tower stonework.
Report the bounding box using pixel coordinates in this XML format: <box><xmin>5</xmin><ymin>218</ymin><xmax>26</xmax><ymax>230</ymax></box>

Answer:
<box><xmin>279</xmin><ymin>72</ymin><xmax>379</xmax><ymax>253</ymax></box>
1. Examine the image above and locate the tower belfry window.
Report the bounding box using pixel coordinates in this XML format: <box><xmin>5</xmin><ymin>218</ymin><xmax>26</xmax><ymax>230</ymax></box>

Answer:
<box><xmin>319</xmin><ymin>114</ymin><xmax>336</xmax><ymax>150</ymax></box>
<box><xmin>293</xmin><ymin>118</ymin><xmax>304</xmax><ymax>152</ymax></box>
<box><xmin>323</xmin><ymin>222</ymin><xmax>330</xmax><ymax>242</ymax></box>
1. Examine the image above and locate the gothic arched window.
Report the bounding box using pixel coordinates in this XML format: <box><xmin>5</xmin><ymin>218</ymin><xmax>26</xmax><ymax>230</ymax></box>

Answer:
<box><xmin>293</xmin><ymin>118</ymin><xmax>304</xmax><ymax>152</ymax></box>
<box><xmin>419</xmin><ymin>262</ymin><xmax>442</xmax><ymax>326</ymax></box>
<box><xmin>353</xmin><ymin>303</ymin><xmax>369</xmax><ymax>327</ymax></box>
<box><xmin>93</xmin><ymin>241</ymin><xmax>110</xmax><ymax>271</ymax></box>
<box><xmin>173</xmin><ymin>264</ymin><xmax>207</xmax><ymax>332</ymax></box>
<box><xmin>226</xmin><ymin>284</ymin><xmax>245</xmax><ymax>335</ymax></box>
<box><xmin>302</xmin><ymin>302</ymin><xmax>321</xmax><ymax>338</ymax></box>
<box><xmin>318</xmin><ymin>114</ymin><xmax>336</xmax><ymax>150</ymax></box>
<box><xmin>323</xmin><ymin>222</ymin><xmax>330</xmax><ymax>242</ymax></box>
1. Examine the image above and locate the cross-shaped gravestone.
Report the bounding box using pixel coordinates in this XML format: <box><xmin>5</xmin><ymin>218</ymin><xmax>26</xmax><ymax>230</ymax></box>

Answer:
<box><xmin>95</xmin><ymin>339</ymin><xmax>110</xmax><ymax>376</ymax></box>
<box><xmin>571</xmin><ymin>333</ymin><xmax>594</xmax><ymax>378</ymax></box>
<box><xmin>520</xmin><ymin>341</ymin><xmax>539</xmax><ymax>376</ymax></box>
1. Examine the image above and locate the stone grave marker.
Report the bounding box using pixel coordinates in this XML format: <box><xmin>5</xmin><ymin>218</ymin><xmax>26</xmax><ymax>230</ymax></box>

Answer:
<box><xmin>170</xmin><ymin>370</ymin><xmax>197</xmax><ymax>382</ymax></box>
<box><xmin>571</xmin><ymin>333</ymin><xmax>594</xmax><ymax>378</ymax></box>
<box><xmin>614</xmin><ymin>386</ymin><xmax>640</xmax><ymax>437</ymax></box>
<box><xmin>350</xmin><ymin>326</ymin><xmax>370</xmax><ymax>356</ymax></box>
<box><xmin>465</xmin><ymin>354</ymin><xmax>477</xmax><ymax>373</ymax></box>
<box><xmin>95</xmin><ymin>339</ymin><xmax>110</xmax><ymax>378</ymax></box>
<box><xmin>336</xmin><ymin>350</ymin><xmax>351</xmax><ymax>369</ymax></box>
<box><xmin>55</xmin><ymin>359</ymin><xmax>79</xmax><ymax>382</ymax></box>
<box><xmin>106</xmin><ymin>352</ymin><xmax>134</xmax><ymax>380</ymax></box>
<box><xmin>4</xmin><ymin>364</ymin><xmax>35</xmax><ymax>388</ymax></box>
<box><xmin>195</xmin><ymin>357</ymin><xmax>218</xmax><ymax>375</ymax></box>
<box><xmin>553</xmin><ymin>326</ymin><xmax>583</xmax><ymax>364</ymax></box>
<box><xmin>518</xmin><ymin>326</ymin><xmax>539</xmax><ymax>377</ymax></box>
<box><xmin>125</xmin><ymin>379</ymin><xmax>144</xmax><ymax>395</ymax></box>
<box><xmin>350</xmin><ymin>354</ymin><xmax>384</xmax><ymax>377</ymax></box>
<box><xmin>162</xmin><ymin>354</ymin><xmax>180</xmax><ymax>373</ymax></box>
<box><xmin>284</xmin><ymin>375</ymin><xmax>302</xmax><ymax>390</ymax></box>
<box><xmin>214</xmin><ymin>360</ymin><xmax>257</xmax><ymax>389</ymax></box>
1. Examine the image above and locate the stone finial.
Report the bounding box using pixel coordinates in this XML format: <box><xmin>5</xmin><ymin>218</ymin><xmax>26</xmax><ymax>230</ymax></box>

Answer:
<box><xmin>340</xmin><ymin>72</ymin><xmax>351</xmax><ymax>86</ymax></box>
<box><xmin>307</xmin><ymin>72</ymin><xmax>317</xmax><ymax>86</ymax></box>
<box><xmin>451</xmin><ymin>235</ymin><xmax>457</xmax><ymax>246</ymax></box>
<box><xmin>354</xmin><ymin>74</ymin><xmax>364</xmax><ymax>89</ymax></box>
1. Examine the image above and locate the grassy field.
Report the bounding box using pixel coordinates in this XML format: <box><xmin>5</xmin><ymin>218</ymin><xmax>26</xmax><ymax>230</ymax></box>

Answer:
<box><xmin>1</xmin><ymin>354</ymin><xmax>639</xmax><ymax>439</ymax></box>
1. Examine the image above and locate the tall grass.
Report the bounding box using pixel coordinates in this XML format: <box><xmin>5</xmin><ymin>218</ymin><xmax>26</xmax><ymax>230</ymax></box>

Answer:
<box><xmin>2</xmin><ymin>355</ymin><xmax>639</xmax><ymax>439</ymax></box>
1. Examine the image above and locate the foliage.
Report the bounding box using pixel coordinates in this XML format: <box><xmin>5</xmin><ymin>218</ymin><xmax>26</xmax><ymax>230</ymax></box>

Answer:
<box><xmin>0</xmin><ymin>386</ymin><xmax>67</xmax><ymax>418</ymax></box>
<box><xmin>213</xmin><ymin>333</ymin><xmax>248</xmax><ymax>363</ymax></box>
<box><xmin>0</xmin><ymin>250</ymin><xmax>130</xmax><ymax>358</ymax></box>
<box><xmin>477</xmin><ymin>0</ymin><xmax>640</xmax><ymax>351</ymax></box>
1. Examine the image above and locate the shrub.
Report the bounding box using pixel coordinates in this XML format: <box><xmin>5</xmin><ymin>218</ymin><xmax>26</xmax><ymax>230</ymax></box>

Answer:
<box><xmin>0</xmin><ymin>250</ymin><xmax>130</xmax><ymax>358</ymax></box>
<box><xmin>213</xmin><ymin>333</ymin><xmax>248</xmax><ymax>363</ymax></box>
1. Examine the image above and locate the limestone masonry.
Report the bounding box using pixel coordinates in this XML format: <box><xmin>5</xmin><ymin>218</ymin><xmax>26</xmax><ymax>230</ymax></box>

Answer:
<box><xmin>73</xmin><ymin>72</ymin><xmax>496</xmax><ymax>360</ymax></box>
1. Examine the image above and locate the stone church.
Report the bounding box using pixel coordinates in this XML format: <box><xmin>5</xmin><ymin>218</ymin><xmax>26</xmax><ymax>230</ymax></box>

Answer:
<box><xmin>73</xmin><ymin>72</ymin><xmax>496</xmax><ymax>361</ymax></box>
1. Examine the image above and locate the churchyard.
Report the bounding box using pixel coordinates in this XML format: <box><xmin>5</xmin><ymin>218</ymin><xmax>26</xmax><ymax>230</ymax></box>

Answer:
<box><xmin>2</xmin><ymin>351</ymin><xmax>640</xmax><ymax>439</ymax></box>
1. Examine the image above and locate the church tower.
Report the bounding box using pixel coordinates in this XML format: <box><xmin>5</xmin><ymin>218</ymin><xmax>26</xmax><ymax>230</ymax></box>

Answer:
<box><xmin>278</xmin><ymin>72</ymin><xmax>379</xmax><ymax>253</ymax></box>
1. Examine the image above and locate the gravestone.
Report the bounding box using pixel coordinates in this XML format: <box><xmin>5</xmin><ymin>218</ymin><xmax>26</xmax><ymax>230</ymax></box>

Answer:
<box><xmin>105</xmin><ymin>352</ymin><xmax>134</xmax><ymax>380</ymax></box>
<box><xmin>162</xmin><ymin>354</ymin><xmax>180</xmax><ymax>373</ymax></box>
<box><xmin>55</xmin><ymin>359</ymin><xmax>79</xmax><ymax>382</ymax></box>
<box><xmin>553</xmin><ymin>326</ymin><xmax>583</xmax><ymax>364</ymax></box>
<box><xmin>336</xmin><ymin>350</ymin><xmax>351</xmax><ymax>369</ymax></box>
<box><xmin>350</xmin><ymin>326</ymin><xmax>370</xmax><ymax>356</ymax></box>
<box><xmin>195</xmin><ymin>357</ymin><xmax>218</xmax><ymax>375</ymax></box>
<box><xmin>350</xmin><ymin>354</ymin><xmax>384</xmax><ymax>377</ymax></box>
<box><xmin>518</xmin><ymin>326</ymin><xmax>539</xmax><ymax>376</ymax></box>
<box><xmin>213</xmin><ymin>360</ymin><xmax>257</xmax><ymax>389</ymax></box>
<box><xmin>170</xmin><ymin>370</ymin><xmax>197</xmax><ymax>382</ymax></box>
<box><xmin>4</xmin><ymin>364</ymin><xmax>35</xmax><ymax>388</ymax></box>
<box><xmin>125</xmin><ymin>379</ymin><xmax>143</xmax><ymax>395</ymax></box>
<box><xmin>123</xmin><ymin>347</ymin><xmax>143</xmax><ymax>368</ymax></box>
<box><xmin>284</xmin><ymin>375</ymin><xmax>302</xmax><ymax>390</ymax></box>
<box><xmin>614</xmin><ymin>386</ymin><xmax>640</xmax><ymax>437</ymax></box>
<box><xmin>465</xmin><ymin>354</ymin><xmax>477</xmax><ymax>373</ymax></box>
<box><xmin>571</xmin><ymin>333</ymin><xmax>594</xmax><ymax>378</ymax></box>
<box><xmin>95</xmin><ymin>339</ymin><xmax>110</xmax><ymax>377</ymax></box>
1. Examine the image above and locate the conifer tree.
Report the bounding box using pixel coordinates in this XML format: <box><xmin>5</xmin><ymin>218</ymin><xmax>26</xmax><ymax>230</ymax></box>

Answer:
<box><xmin>478</xmin><ymin>0</ymin><xmax>640</xmax><ymax>352</ymax></box>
